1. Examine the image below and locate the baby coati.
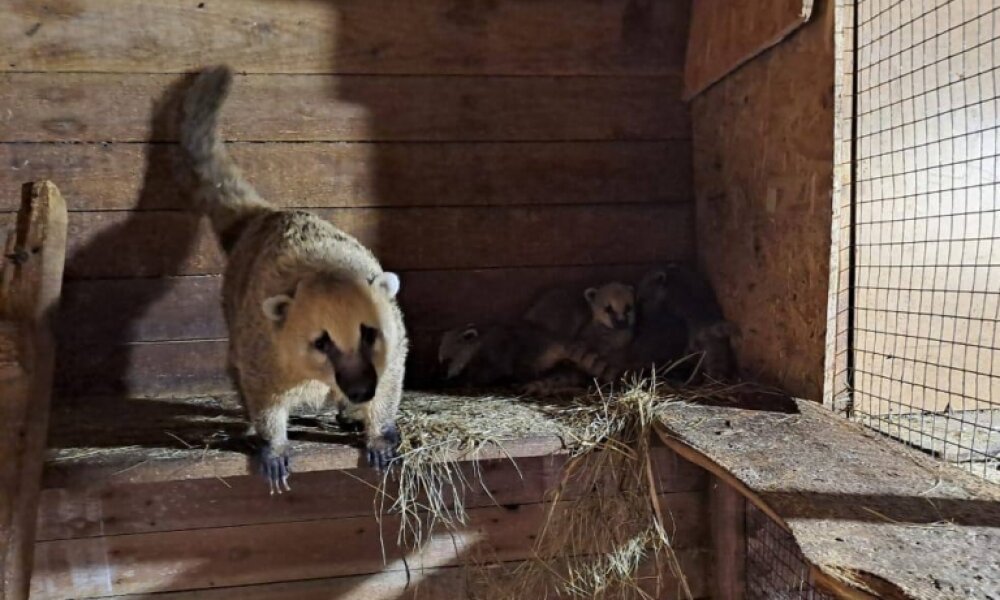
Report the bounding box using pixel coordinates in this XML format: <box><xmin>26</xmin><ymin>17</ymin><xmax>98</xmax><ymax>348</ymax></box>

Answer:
<box><xmin>524</xmin><ymin>282</ymin><xmax>636</xmax><ymax>352</ymax></box>
<box><xmin>437</xmin><ymin>322</ymin><xmax>618</xmax><ymax>391</ymax></box>
<box><xmin>180</xmin><ymin>65</ymin><xmax>408</xmax><ymax>491</ymax></box>
<box><xmin>636</xmin><ymin>265</ymin><xmax>738</xmax><ymax>381</ymax></box>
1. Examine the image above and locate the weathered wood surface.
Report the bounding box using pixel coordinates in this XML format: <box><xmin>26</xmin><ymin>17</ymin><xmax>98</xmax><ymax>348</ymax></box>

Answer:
<box><xmin>683</xmin><ymin>0</ymin><xmax>815</xmax><ymax>99</ymax></box>
<box><xmin>43</xmin><ymin>392</ymin><xmax>571</xmax><ymax>487</ymax></box>
<box><xmin>0</xmin><ymin>0</ymin><xmax>688</xmax><ymax>76</ymax></box>
<box><xmin>656</xmin><ymin>398</ymin><xmax>1000</xmax><ymax>599</ymax></box>
<box><xmin>31</xmin><ymin>491</ymin><xmax>706</xmax><ymax>598</ymax></box>
<box><xmin>0</xmin><ymin>73</ymin><xmax>687</xmax><ymax>143</ymax></box>
<box><xmin>58</xmin><ymin>204</ymin><xmax>692</xmax><ymax>279</ymax></box>
<box><xmin>708</xmin><ymin>477</ymin><xmax>745</xmax><ymax>600</ymax></box>
<box><xmin>38</xmin><ymin>451</ymin><xmax>707</xmax><ymax>540</ymax></box>
<box><xmin>58</xmin><ymin>266</ymin><xmax>659</xmax><ymax>346</ymax></box>
<box><xmin>105</xmin><ymin>556</ymin><xmax>708</xmax><ymax>600</ymax></box>
<box><xmin>691</xmin><ymin>0</ymin><xmax>834</xmax><ymax>400</ymax></box>
<box><xmin>0</xmin><ymin>182</ymin><xmax>68</xmax><ymax>600</ymax></box>
<box><xmin>0</xmin><ymin>141</ymin><xmax>693</xmax><ymax>212</ymax></box>
<box><xmin>98</xmin><ymin>555</ymin><xmax>708</xmax><ymax>600</ymax></box>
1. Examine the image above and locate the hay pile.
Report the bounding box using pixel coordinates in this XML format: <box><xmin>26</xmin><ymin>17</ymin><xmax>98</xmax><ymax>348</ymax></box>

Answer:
<box><xmin>380</xmin><ymin>375</ymin><xmax>754</xmax><ymax>600</ymax></box>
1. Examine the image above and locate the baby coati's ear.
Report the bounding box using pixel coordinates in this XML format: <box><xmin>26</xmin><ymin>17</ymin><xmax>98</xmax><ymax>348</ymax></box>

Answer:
<box><xmin>262</xmin><ymin>294</ymin><xmax>294</xmax><ymax>323</ymax></box>
<box><xmin>371</xmin><ymin>272</ymin><xmax>400</xmax><ymax>299</ymax></box>
<box><xmin>461</xmin><ymin>326</ymin><xmax>479</xmax><ymax>341</ymax></box>
<box><xmin>583</xmin><ymin>287</ymin><xmax>598</xmax><ymax>304</ymax></box>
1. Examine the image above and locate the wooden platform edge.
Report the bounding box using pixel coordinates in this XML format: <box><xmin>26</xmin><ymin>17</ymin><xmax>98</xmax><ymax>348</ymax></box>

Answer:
<box><xmin>0</xmin><ymin>182</ymin><xmax>68</xmax><ymax>600</ymax></box>
<box><xmin>653</xmin><ymin>421</ymin><xmax>888</xmax><ymax>600</ymax></box>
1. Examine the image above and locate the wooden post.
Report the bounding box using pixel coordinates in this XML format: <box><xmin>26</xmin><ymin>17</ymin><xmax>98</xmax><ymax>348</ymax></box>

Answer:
<box><xmin>0</xmin><ymin>181</ymin><xmax>68</xmax><ymax>600</ymax></box>
<box><xmin>709</xmin><ymin>476</ymin><xmax>746</xmax><ymax>600</ymax></box>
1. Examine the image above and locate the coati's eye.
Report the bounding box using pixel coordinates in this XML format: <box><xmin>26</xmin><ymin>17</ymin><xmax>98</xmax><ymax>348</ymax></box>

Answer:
<box><xmin>605</xmin><ymin>305</ymin><xmax>615</xmax><ymax>316</ymax></box>
<box><xmin>360</xmin><ymin>324</ymin><xmax>379</xmax><ymax>346</ymax></box>
<box><xmin>312</xmin><ymin>331</ymin><xmax>332</xmax><ymax>352</ymax></box>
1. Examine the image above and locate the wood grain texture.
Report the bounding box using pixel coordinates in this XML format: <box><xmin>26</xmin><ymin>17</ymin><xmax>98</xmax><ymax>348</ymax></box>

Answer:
<box><xmin>57</xmin><ymin>265</ymin><xmax>662</xmax><ymax>345</ymax></box>
<box><xmin>1</xmin><ymin>0</ymin><xmax>689</xmax><ymax>76</ymax></box>
<box><xmin>96</xmin><ymin>555</ymin><xmax>709</xmax><ymax>600</ymax></box>
<box><xmin>37</xmin><ymin>449</ymin><xmax>706</xmax><ymax>540</ymax></box>
<box><xmin>59</xmin><ymin>205</ymin><xmax>693</xmax><ymax>279</ymax></box>
<box><xmin>683</xmin><ymin>0</ymin><xmax>814</xmax><ymax>99</ymax></box>
<box><xmin>0</xmin><ymin>182</ymin><xmax>67</xmax><ymax>600</ymax></box>
<box><xmin>708</xmin><ymin>478</ymin><xmax>745</xmax><ymax>600</ymax></box>
<box><xmin>30</xmin><ymin>493</ymin><xmax>706</xmax><ymax>598</ymax></box>
<box><xmin>0</xmin><ymin>141</ymin><xmax>694</xmax><ymax>211</ymax></box>
<box><xmin>656</xmin><ymin>398</ymin><xmax>1000</xmax><ymax>600</ymax></box>
<box><xmin>691</xmin><ymin>0</ymin><xmax>833</xmax><ymax>401</ymax></box>
<box><xmin>0</xmin><ymin>73</ymin><xmax>687</xmax><ymax>143</ymax></box>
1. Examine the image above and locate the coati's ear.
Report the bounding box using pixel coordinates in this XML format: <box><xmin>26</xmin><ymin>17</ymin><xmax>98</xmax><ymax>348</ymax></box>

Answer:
<box><xmin>651</xmin><ymin>270</ymin><xmax>667</xmax><ymax>285</ymax></box>
<box><xmin>461</xmin><ymin>326</ymin><xmax>479</xmax><ymax>341</ymax></box>
<box><xmin>262</xmin><ymin>294</ymin><xmax>294</xmax><ymax>323</ymax></box>
<box><xmin>583</xmin><ymin>287</ymin><xmax>598</xmax><ymax>304</ymax></box>
<box><xmin>371</xmin><ymin>272</ymin><xmax>400</xmax><ymax>299</ymax></box>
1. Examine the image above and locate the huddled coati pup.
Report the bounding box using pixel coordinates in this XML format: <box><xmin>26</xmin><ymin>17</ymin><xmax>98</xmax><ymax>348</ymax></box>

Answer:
<box><xmin>524</xmin><ymin>282</ymin><xmax>636</xmax><ymax>352</ymax></box>
<box><xmin>437</xmin><ymin>322</ymin><xmax>618</xmax><ymax>392</ymax></box>
<box><xmin>636</xmin><ymin>264</ymin><xmax>738</xmax><ymax>381</ymax></box>
<box><xmin>180</xmin><ymin>65</ymin><xmax>408</xmax><ymax>490</ymax></box>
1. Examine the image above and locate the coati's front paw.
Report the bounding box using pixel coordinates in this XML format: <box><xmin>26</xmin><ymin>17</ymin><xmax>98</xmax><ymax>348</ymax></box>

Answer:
<box><xmin>366</xmin><ymin>423</ymin><xmax>401</xmax><ymax>473</ymax></box>
<box><xmin>257</xmin><ymin>444</ymin><xmax>291</xmax><ymax>494</ymax></box>
<box><xmin>335</xmin><ymin>411</ymin><xmax>365</xmax><ymax>433</ymax></box>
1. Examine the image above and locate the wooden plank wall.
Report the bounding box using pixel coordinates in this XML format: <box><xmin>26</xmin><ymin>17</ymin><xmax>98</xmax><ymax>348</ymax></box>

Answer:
<box><xmin>0</xmin><ymin>0</ymin><xmax>694</xmax><ymax>398</ymax></box>
<box><xmin>691</xmin><ymin>0</ymin><xmax>834</xmax><ymax>401</ymax></box>
<box><xmin>31</xmin><ymin>451</ymin><xmax>711</xmax><ymax>599</ymax></box>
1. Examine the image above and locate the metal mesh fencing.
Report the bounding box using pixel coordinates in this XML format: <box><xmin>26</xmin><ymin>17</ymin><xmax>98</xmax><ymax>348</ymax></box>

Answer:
<box><xmin>851</xmin><ymin>0</ymin><xmax>1000</xmax><ymax>481</ymax></box>
<box><xmin>745</xmin><ymin>503</ymin><xmax>835</xmax><ymax>600</ymax></box>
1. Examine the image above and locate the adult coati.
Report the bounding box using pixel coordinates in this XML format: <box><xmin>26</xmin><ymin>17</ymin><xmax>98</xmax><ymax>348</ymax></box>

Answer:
<box><xmin>179</xmin><ymin>66</ymin><xmax>408</xmax><ymax>490</ymax></box>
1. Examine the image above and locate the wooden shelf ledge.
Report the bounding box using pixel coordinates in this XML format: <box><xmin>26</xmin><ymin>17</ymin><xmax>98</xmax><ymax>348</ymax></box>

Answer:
<box><xmin>43</xmin><ymin>391</ymin><xmax>569</xmax><ymax>488</ymax></box>
<box><xmin>654</xmin><ymin>398</ymin><xmax>1000</xmax><ymax>600</ymax></box>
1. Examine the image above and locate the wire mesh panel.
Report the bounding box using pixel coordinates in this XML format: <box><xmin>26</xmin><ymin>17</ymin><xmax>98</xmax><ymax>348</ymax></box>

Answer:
<box><xmin>851</xmin><ymin>0</ymin><xmax>1000</xmax><ymax>480</ymax></box>
<box><xmin>745</xmin><ymin>504</ymin><xmax>835</xmax><ymax>600</ymax></box>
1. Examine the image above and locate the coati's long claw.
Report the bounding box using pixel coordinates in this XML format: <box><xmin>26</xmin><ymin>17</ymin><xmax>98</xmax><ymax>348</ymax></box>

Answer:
<box><xmin>366</xmin><ymin>423</ymin><xmax>401</xmax><ymax>473</ymax></box>
<box><xmin>257</xmin><ymin>443</ymin><xmax>291</xmax><ymax>494</ymax></box>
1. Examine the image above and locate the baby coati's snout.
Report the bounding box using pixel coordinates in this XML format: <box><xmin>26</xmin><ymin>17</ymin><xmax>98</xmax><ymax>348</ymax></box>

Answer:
<box><xmin>585</xmin><ymin>282</ymin><xmax>635</xmax><ymax>332</ymax></box>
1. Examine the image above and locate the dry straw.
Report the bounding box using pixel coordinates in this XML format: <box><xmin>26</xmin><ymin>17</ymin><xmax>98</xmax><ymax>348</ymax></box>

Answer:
<box><xmin>377</xmin><ymin>371</ymin><xmax>751</xmax><ymax>599</ymax></box>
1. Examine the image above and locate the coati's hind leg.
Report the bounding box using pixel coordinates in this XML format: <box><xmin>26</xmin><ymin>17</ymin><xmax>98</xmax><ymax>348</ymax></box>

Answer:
<box><xmin>243</xmin><ymin>389</ymin><xmax>291</xmax><ymax>494</ymax></box>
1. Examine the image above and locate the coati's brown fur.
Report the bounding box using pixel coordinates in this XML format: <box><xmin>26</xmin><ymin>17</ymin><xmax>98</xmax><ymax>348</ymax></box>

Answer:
<box><xmin>437</xmin><ymin>322</ymin><xmax>617</xmax><ymax>391</ymax></box>
<box><xmin>636</xmin><ymin>264</ymin><xmax>737</xmax><ymax>381</ymax></box>
<box><xmin>524</xmin><ymin>282</ymin><xmax>636</xmax><ymax>352</ymax></box>
<box><xmin>179</xmin><ymin>65</ymin><xmax>408</xmax><ymax>488</ymax></box>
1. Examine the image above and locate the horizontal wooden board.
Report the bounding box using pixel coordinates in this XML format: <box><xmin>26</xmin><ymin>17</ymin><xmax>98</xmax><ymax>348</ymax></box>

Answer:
<box><xmin>0</xmin><ymin>141</ymin><xmax>694</xmax><ymax>212</ymax></box>
<box><xmin>30</xmin><ymin>493</ymin><xmax>706</xmax><ymax>598</ymax></box>
<box><xmin>98</xmin><ymin>555</ymin><xmax>709</xmax><ymax>600</ymax></box>
<box><xmin>0</xmin><ymin>73</ymin><xmax>687</xmax><ymax>143</ymax></box>
<box><xmin>1</xmin><ymin>0</ymin><xmax>688</xmax><ymax>76</ymax></box>
<box><xmin>38</xmin><ymin>449</ymin><xmax>706</xmax><ymax>540</ymax></box>
<box><xmin>59</xmin><ymin>205</ymin><xmax>693</xmax><ymax>279</ymax></box>
<box><xmin>58</xmin><ymin>265</ymin><xmax>663</xmax><ymax>344</ymax></box>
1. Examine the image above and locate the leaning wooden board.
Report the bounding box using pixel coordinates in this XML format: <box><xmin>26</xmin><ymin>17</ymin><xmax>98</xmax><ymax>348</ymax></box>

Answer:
<box><xmin>656</xmin><ymin>398</ymin><xmax>1000</xmax><ymax>599</ymax></box>
<box><xmin>0</xmin><ymin>182</ymin><xmax>68</xmax><ymax>600</ymax></box>
<box><xmin>683</xmin><ymin>0</ymin><xmax>815</xmax><ymax>99</ymax></box>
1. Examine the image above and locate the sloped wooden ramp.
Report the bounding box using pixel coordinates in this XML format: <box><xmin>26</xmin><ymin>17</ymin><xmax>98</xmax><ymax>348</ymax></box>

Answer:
<box><xmin>656</xmin><ymin>398</ymin><xmax>1000</xmax><ymax>599</ymax></box>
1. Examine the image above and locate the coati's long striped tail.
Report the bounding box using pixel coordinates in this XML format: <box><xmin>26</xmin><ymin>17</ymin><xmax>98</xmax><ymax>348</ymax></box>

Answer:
<box><xmin>180</xmin><ymin>65</ymin><xmax>271</xmax><ymax>252</ymax></box>
<box><xmin>564</xmin><ymin>343</ymin><xmax>620</xmax><ymax>383</ymax></box>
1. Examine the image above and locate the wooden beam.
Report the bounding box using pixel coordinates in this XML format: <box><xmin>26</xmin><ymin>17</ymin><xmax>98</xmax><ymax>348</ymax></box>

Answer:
<box><xmin>708</xmin><ymin>477</ymin><xmax>745</xmax><ymax>600</ymax></box>
<box><xmin>0</xmin><ymin>181</ymin><xmax>68</xmax><ymax>600</ymax></box>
